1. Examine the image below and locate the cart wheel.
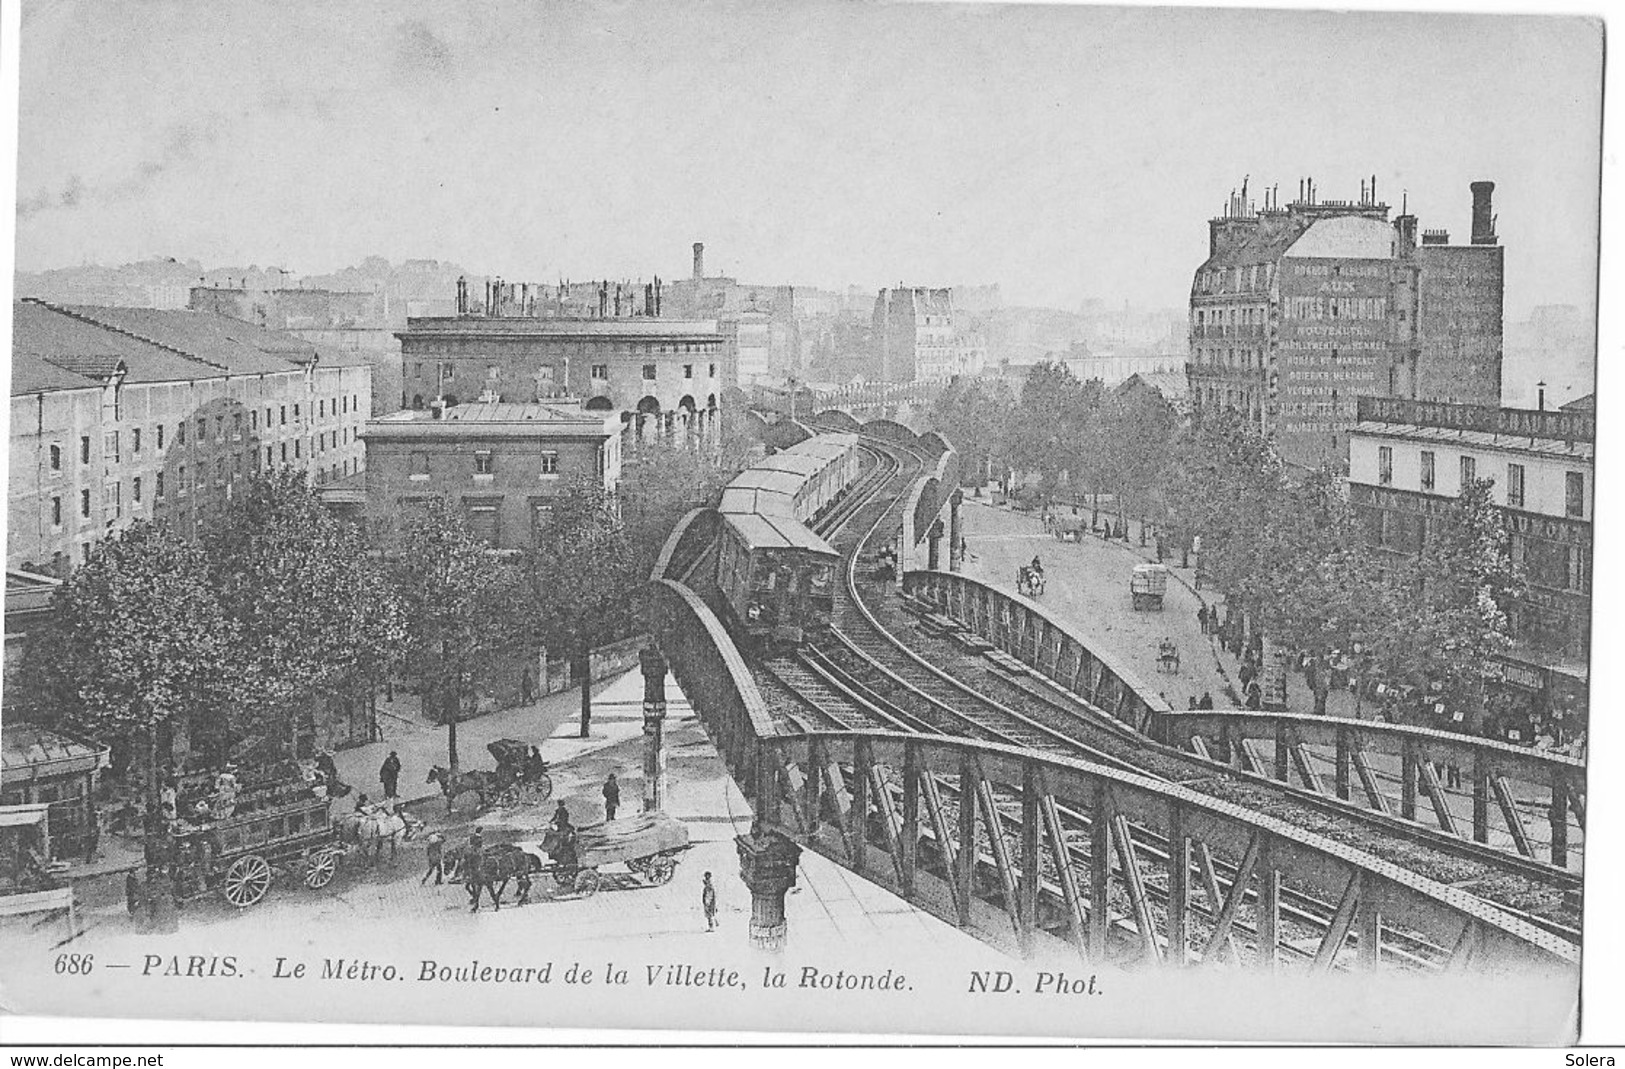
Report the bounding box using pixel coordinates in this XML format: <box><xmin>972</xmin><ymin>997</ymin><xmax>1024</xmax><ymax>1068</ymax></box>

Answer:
<box><xmin>552</xmin><ymin>867</ymin><xmax>576</xmax><ymax>888</ymax></box>
<box><xmin>303</xmin><ymin>848</ymin><xmax>339</xmax><ymax>890</ymax></box>
<box><xmin>221</xmin><ymin>854</ymin><xmax>272</xmax><ymax>908</ymax></box>
<box><xmin>624</xmin><ymin>855</ymin><xmax>648</xmax><ymax>875</ymax></box>
<box><xmin>646</xmin><ymin>855</ymin><xmax>677</xmax><ymax>886</ymax></box>
<box><xmin>574</xmin><ymin>869</ymin><xmax>601</xmax><ymax>897</ymax></box>
<box><xmin>530</xmin><ymin>774</ymin><xmax>553</xmax><ymax>804</ymax></box>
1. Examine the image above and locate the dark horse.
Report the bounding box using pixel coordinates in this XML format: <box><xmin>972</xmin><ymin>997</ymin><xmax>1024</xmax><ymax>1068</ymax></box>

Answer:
<box><xmin>425</xmin><ymin>765</ymin><xmax>502</xmax><ymax>814</ymax></box>
<box><xmin>447</xmin><ymin>843</ymin><xmax>534</xmax><ymax>910</ymax></box>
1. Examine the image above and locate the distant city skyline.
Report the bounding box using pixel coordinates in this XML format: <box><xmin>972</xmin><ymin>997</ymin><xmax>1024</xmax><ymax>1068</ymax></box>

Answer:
<box><xmin>13</xmin><ymin>2</ymin><xmax>1602</xmax><ymax>326</ymax></box>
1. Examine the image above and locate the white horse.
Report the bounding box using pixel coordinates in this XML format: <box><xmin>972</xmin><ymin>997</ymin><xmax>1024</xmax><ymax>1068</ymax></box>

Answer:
<box><xmin>334</xmin><ymin>802</ymin><xmax>423</xmax><ymax>865</ymax></box>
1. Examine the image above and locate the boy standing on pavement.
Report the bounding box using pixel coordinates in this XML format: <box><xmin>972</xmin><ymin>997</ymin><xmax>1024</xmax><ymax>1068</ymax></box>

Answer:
<box><xmin>702</xmin><ymin>871</ymin><xmax>718</xmax><ymax>931</ymax></box>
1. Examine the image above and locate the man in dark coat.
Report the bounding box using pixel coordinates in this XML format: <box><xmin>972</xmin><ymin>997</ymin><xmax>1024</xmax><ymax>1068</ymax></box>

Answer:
<box><xmin>380</xmin><ymin>751</ymin><xmax>402</xmax><ymax>799</ymax></box>
<box><xmin>602</xmin><ymin>773</ymin><xmax>620</xmax><ymax>822</ymax></box>
<box><xmin>464</xmin><ymin>828</ymin><xmax>487</xmax><ymax>912</ymax></box>
<box><xmin>1198</xmin><ymin>691</ymin><xmax>1215</xmax><ymax>710</ymax></box>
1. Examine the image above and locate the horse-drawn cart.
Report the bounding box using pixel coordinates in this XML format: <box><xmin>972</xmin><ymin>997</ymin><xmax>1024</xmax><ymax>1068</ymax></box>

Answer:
<box><xmin>1130</xmin><ymin>562</ymin><xmax>1170</xmax><ymax>611</ymax></box>
<box><xmin>516</xmin><ymin>811</ymin><xmax>691</xmax><ymax>898</ymax></box>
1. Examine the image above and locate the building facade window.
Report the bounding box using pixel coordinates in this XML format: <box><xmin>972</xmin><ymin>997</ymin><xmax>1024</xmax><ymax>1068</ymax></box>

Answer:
<box><xmin>104</xmin><ymin>431</ymin><xmax>120</xmax><ymax>462</ymax></box>
<box><xmin>642</xmin><ymin>364</ymin><xmax>657</xmax><ymax>381</ymax></box>
<box><xmin>156</xmin><ymin>473</ymin><xmax>165</xmax><ymax>499</ymax></box>
<box><xmin>591</xmin><ymin>364</ymin><xmax>609</xmax><ymax>380</ymax></box>
<box><xmin>1377</xmin><ymin>446</ymin><xmax>1393</xmax><ymax>485</ymax></box>
<box><xmin>157</xmin><ymin>425</ymin><xmax>165</xmax><ymax>449</ymax></box>
<box><xmin>133</xmin><ymin>477</ymin><xmax>142</xmax><ymax>503</ymax></box>
<box><xmin>50</xmin><ymin>444</ymin><xmax>61</xmax><ymax>471</ymax></box>
<box><xmin>539</xmin><ymin>451</ymin><xmax>559</xmax><ymax>475</ymax></box>
<box><xmin>80</xmin><ymin>436</ymin><xmax>91</xmax><ymax>464</ymax></box>
<box><xmin>133</xmin><ymin>429</ymin><xmax>142</xmax><ymax>454</ymax></box>
<box><xmin>1565</xmin><ymin>472</ymin><xmax>1585</xmax><ymax>518</ymax></box>
<box><xmin>1507</xmin><ymin>463</ymin><xmax>1526</xmax><ymax>509</ymax></box>
<box><xmin>197</xmin><ymin>418</ymin><xmax>207</xmax><ymax>442</ymax></box>
<box><xmin>280</xmin><ymin>406</ymin><xmax>287</xmax><ymax>426</ymax></box>
<box><xmin>1459</xmin><ymin>455</ymin><xmax>1476</xmax><ymax>491</ymax></box>
<box><xmin>683</xmin><ymin>364</ymin><xmax>693</xmax><ymax>379</ymax></box>
<box><xmin>474</xmin><ymin>450</ymin><xmax>494</xmax><ymax>475</ymax></box>
<box><xmin>1419</xmin><ymin>450</ymin><xmax>1435</xmax><ymax>492</ymax></box>
<box><xmin>410</xmin><ymin>452</ymin><xmax>430</xmax><ymax>478</ymax></box>
<box><xmin>79</xmin><ymin>489</ymin><xmax>90</xmax><ymax>518</ymax></box>
<box><xmin>51</xmin><ymin>496</ymin><xmax>61</xmax><ymax>526</ymax></box>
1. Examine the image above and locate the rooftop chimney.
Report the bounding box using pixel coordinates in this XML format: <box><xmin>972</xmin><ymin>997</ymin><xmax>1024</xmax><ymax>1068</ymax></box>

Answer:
<box><xmin>1470</xmin><ymin>181</ymin><xmax>1497</xmax><ymax>245</ymax></box>
<box><xmin>692</xmin><ymin>242</ymin><xmax>705</xmax><ymax>280</ymax></box>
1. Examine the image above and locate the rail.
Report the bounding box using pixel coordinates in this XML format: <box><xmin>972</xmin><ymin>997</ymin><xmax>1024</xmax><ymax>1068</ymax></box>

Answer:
<box><xmin>744</xmin><ymin>728</ymin><xmax>1577</xmax><ymax>973</ymax></box>
<box><xmin>1157</xmin><ymin>708</ymin><xmax>1586</xmax><ymax>867</ymax></box>
<box><xmin>902</xmin><ymin>567</ymin><xmax>1173</xmax><ymax>736</ymax></box>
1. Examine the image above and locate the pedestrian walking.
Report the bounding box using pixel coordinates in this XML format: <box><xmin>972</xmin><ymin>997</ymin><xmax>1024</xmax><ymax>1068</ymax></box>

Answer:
<box><xmin>1245</xmin><ymin>681</ymin><xmax>1262</xmax><ymax>710</ymax></box>
<box><xmin>83</xmin><ymin>804</ymin><xmax>103</xmax><ymax>865</ymax></box>
<box><xmin>602</xmin><ymin>772</ymin><xmax>621</xmax><ymax>822</ymax></box>
<box><xmin>702</xmin><ymin>871</ymin><xmax>718</xmax><ymax>931</ymax></box>
<box><xmin>421</xmin><ymin>831</ymin><xmax>445</xmax><ymax>885</ymax></box>
<box><xmin>1196</xmin><ymin>607</ymin><xmax>1208</xmax><ymax>635</ymax></box>
<box><xmin>521</xmin><ymin>668</ymin><xmax>535</xmax><ymax>705</ymax></box>
<box><xmin>380</xmin><ymin>750</ymin><xmax>402</xmax><ymax>799</ymax></box>
<box><xmin>1198</xmin><ymin>691</ymin><xmax>1215</xmax><ymax>710</ymax></box>
<box><xmin>465</xmin><ymin>828</ymin><xmax>487</xmax><ymax>912</ymax></box>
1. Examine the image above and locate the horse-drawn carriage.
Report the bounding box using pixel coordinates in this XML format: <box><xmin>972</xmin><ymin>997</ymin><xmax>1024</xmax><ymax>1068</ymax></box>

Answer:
<box><xmin>426</xmin><ymin>739</ymin><xmax>554</xmax><ymax>813</ymax></box>
<box><xmin>451</xmin><ymin>811</ymin><xmax>691</xmax><ymax>905</ymax></box>
<box><xmin>1016</xmin><ymin>565</ymin><xmax>1046</xmax><ymax>597</ymax></box>
<box><xmin>128</xmin><ymin>770</ymin><xmax>348</xmax><ymax>912</ymax></box>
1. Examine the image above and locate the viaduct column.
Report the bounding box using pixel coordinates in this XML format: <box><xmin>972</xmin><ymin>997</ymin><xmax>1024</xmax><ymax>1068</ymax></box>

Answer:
<box><xmin>639</xmin><ymin>646</ymin><xmax>668</xmax><ymax>813</ymax></box>
<box><xmin>735</xmin><ymin>823</ymin><xmax>802</xmax><ymax>951</ymax></box>
<box><xmin>948</xmin><ymin>490</ymin><xmax>964</xmax><ymax>572</ymax></box>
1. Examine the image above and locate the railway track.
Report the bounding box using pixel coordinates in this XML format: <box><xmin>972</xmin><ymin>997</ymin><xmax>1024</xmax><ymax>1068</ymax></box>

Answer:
<box><xmin>755</xmin><ymin>433</ymin><xmax>1579</xmax><ymax>941</ymax></box>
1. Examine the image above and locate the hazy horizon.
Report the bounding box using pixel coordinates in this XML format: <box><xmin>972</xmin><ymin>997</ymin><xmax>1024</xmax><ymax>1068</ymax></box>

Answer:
<box><xmin>14</xmin><ymin>1</ymin><xmax>1604</xmax><ymax>327</ymax></box>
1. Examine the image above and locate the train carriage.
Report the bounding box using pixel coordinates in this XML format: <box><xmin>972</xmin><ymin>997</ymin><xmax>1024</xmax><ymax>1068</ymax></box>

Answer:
<box><xmin>714</xmin><ymin>432</ymin><xmax>858</xmax><ymax>648</ymax></box>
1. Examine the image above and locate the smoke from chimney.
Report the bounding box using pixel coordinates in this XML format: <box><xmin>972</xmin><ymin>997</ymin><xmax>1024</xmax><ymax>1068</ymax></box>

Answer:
<box><xmin>692</xmin><ymin>242</ymin><xmax>705</xmax><ymax>280</ymax></box>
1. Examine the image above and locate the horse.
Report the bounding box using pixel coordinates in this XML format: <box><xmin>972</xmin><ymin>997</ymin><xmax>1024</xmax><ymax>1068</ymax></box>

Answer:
<box><xmin>334</xmin><ymin>802</ymin><xmax>422</xmax><ymax>865</ymax></box>
<box><xmin>425</xmin><ymin>765</ymin><xmax>502</xmax><ymax>813</ymax></box>
<box><xmin>447</xmin><ymin>843</ymin><xmax>535</xmax><ymax>911</ymax></box>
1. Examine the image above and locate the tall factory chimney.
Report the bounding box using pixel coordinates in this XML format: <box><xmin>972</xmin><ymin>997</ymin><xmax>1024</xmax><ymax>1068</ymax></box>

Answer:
<box><xmin>1470</xmin><ymin>181</ymin><xmax>1497</xmax><ymax>245</ymax></box>
<box><xmin>692</xmin><ymin>242</ymin><xmax>705</xmax><ymax>280</ymax></box>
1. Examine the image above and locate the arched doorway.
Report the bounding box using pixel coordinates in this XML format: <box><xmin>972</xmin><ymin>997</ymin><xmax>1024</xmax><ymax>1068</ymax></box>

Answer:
<box><xmin>585</xmin><ymin>395</ymin><xmax>615</xmax><ymax>412</ymax></box>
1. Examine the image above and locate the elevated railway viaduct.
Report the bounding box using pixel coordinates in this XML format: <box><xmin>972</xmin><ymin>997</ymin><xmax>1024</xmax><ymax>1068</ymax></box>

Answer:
<box><xmin>643</xmin><ymin>424</ymin><xmax>1581</xmax><ymax>977</ymax></box>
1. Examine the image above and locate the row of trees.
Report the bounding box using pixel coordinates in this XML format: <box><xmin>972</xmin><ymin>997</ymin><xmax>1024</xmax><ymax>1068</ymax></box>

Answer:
<box><xmin>929</xmin><ymin>362</ymin><xmax>1521</xmax><ymax>727</ymax></box>
<box><xmin>11</xmin><ymin>436</ymin><xmax>748</xmax><ymax>928</ymax></box>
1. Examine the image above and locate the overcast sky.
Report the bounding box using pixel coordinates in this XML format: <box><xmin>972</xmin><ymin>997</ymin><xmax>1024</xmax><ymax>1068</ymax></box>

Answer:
<box><xmin>12</xmin><ymin>0</ymin><xmax>1603</xmax><ymax>320</ymax></box>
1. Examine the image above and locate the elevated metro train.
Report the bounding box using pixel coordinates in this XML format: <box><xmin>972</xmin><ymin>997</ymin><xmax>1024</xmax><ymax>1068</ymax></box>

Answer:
<box><xmin>714</xmin><ymin>433</ymin><xmax>861</xmax><ymax>647</ymax></box>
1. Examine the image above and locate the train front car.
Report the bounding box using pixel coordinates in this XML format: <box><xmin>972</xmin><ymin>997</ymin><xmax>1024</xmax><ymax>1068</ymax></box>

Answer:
<box><xmin>714</xmin><ymin>433</ymin><xmax>858</xmax><ymax>650</ymax></box>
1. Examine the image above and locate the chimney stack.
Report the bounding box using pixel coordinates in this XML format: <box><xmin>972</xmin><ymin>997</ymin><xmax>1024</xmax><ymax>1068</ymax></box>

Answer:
<box><xmin>692</xmin><ymin>242</ymin><xmax>705</xmax><ymax>280</ymax></box>
<box><xmin>1470</xmin><ymin>181</ymin><xmax>1497</xmax><ymax>245</ymax></box>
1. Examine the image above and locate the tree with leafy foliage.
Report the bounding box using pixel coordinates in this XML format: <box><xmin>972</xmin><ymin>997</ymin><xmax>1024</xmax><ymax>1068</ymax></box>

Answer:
<box><xmin>12</xmin><ymin>523</ymin><xmax>239</xmax><ymax>930</ymax></box>
<box><xmin>203</xmin><ymin>472</ymin><xmax>407</xmax><ymax>761</ymax></box>
<box><xmin>1158</xmin><ymin>406</ymin><xmax>1285</xmax><ymax>593</ymax></box>
<box><xmin>926</xmin><ymin>375</ymin><xmax>1016</xmax><ymax>488</ymax></box>
<box><xmin>616</xmin><ymin>437</ymin><xmax>749</xmax><ymax>574</ymax></box>
<box><xmin>1365</xmin><ymin>478</ymin><xmax>1523</xmax><ymax>728</ymax></box>
<box><xmin>1100</xmin><ymin>383</ymin><xmax>1179</xmax><ymax>541</ymax></box>
<box><xmin>391</xmin><ymin>500</ymin><xmax>525</xmax><ymax>770</ymax></box>
<box><xmin>1007</xmin><ymin>361</ymin><xmax>1101</xmax><ymax>499</ymax></box>
<box><xmin>522</xmin><ymin>475</ymin><xmax>641</xmax><ymax>738</ymax></box>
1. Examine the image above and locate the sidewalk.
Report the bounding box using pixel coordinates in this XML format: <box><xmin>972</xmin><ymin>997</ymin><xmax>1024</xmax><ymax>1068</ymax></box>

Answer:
<box><xmin>964</xmin><ymin>498</ymin><xmax>1361</xmax><ymax>719</ymax></box>
<box><xmin>333</xmin><ymin>666</ymin><xmax>693</xmax><ymax>808</ymax></box>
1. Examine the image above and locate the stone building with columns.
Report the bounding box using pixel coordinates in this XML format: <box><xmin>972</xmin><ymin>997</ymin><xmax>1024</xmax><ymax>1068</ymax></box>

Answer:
<box><xmin>396</xmin><ymin>310</ymin><xmax>725</xmax><ymax>448</ymax></box>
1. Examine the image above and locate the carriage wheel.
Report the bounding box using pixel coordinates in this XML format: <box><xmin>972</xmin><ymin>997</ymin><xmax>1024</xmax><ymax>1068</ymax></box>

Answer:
<box><xmin>221</xmin><ymin>854</ymin><xmax>272</xmax><ymax>908</ymax></box>
<box><xmin>552</xmin><ymin>867</ymin><xmax>576</xmax><ymax>888</ymax></box>
<box><xmin>303</xmin><ymin>848</ymin><xmax>339</xmax><ymax>890</ymax></box>
<box><xmin>624</xmin><ymin>856</ymin><xmax>648</xmax><ymax>875</ymax></box>
<box><xmin>498</xmin><ymin>785</ymin><xmax>521</xmax><ymax>808</ymax></box>
<box><xmin>573</xmin><ymin>869</ymin><xmax>601</xmax><ymax>897</ymax></box>
<box><xmin>529</xmin><ymin>774</ymin><xmax>553</xmax><ymax>804</ymax></box>
<box><xmin>645</xmin><ymin>856</ymin><xmax>677</xmax><ymax>886</ymax></box>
